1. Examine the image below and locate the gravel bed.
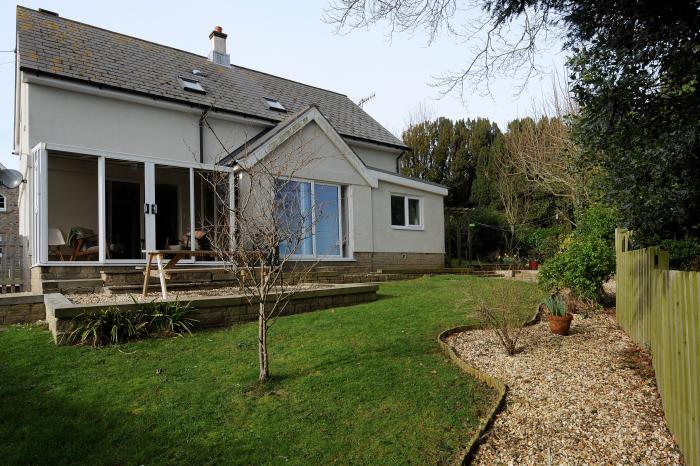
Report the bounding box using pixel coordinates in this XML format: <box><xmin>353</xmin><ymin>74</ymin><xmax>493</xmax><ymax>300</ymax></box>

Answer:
<box><xmin>447</xmin><ymin>312</ymin><xmax>683</xmax><ymax>465</ymax></box>
<box><xmin>66</xmin><ymin>284</ymin><xmax>321</xmax><ymax>305</ymax></box>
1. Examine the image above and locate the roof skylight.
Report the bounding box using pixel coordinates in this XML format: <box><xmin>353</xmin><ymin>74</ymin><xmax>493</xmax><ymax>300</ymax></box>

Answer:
<box><xmin>180</xmin><ymin>77</ymin><xmax>205</xmax><ymax>94</ymax></box>
<box><xmin>264</xmin><ymin>97</ymin><xmax>286</xmax><ymax>112</ymax></box>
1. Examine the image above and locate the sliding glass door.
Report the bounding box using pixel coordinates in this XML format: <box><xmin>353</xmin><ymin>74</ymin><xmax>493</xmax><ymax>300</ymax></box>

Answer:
<box><xmin>154</xmin><ymin>165</ymin><xmax>192</xmax><ymax>253</ymax></box>
<box><xmin>276</xmin><ymin>180</ymin><xmax>342</xmax><ymax>259</ymax></box>
<box><xmin>314</xmin><ymin>184</ymin><xmax>342</xmax><ymax>257</ymax></box>
<box><xmin>105</xmin><ymin>159</ymin><xmax>145</xmax><ymax>260</ymax></box>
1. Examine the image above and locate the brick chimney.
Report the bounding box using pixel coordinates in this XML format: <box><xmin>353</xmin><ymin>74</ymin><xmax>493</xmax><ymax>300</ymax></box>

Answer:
<box><xmin>208</xmin><ymin>26</ymin><xmax>230</xmax><ymax>66</ymax></box>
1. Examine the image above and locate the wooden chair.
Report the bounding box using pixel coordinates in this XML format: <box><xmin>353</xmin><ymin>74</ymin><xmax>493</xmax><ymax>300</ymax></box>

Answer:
<box><xmin>69</xmin><ymin>227</ymin><xmax>115</xmax><ymax>261</ymax></box>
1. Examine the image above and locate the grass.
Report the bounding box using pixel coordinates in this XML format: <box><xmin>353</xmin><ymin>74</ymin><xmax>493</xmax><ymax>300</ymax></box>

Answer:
<box><xmin>0</xmin><ymin>275</ymin><xmax>540</xmax><ymax>465</ymax></box>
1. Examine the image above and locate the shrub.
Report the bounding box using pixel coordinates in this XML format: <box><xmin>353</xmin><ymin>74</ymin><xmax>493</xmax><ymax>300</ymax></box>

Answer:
<box><xmin>467</xmin><ymin>280</ymin><xmax>540</xmax><ymax>355</ymax></box>
<box><xmin>574</xmin><ymin>204</ymin><xmax>619</xmax><ymax>244</ymax></box>
<box><xmin>538</xmin><ymin>205</ymin><xmax>618</xmax><ymax>300</ymax></box>
<box><xmin>67</xmin><ymin>300</ymin><xmax>196</xmax><ymax>347</ymax></box>
<box><xmin>659</xmin><ymin>237</ymin><xmax>700</xmax><ymax>270</ymax></box>
<box><xmin>520</xmin><ymin>226</ymin><xmax>566</xmax><ymax>261</ymax></box>
<box><xmin>538</xmin><ymin>237</ymin><xmax>615</xmax><ymax>299</ymax></box>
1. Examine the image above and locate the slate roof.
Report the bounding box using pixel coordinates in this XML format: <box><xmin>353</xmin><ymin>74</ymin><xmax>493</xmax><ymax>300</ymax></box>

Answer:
<box><xmin>15</xmin><ymin>6</ymin><xmax>407</xmax><ymax>150</ymax></box>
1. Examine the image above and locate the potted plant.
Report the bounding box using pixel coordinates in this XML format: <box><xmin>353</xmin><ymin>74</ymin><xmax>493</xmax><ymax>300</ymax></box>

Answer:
<box><xmin>543</xmin><ymin>295</ymin><xmax>573</xmax><ymax>335</ymax></box>
<box><xmin>528</xmin><ymin>258</ymin><xmax>540</xmax><ymax>270</ymax></box>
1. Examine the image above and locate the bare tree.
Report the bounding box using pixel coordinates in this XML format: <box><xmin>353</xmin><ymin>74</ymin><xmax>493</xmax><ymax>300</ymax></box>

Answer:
<box><xmin>493</xmin><ymin>146</ymin><xmax>533</xmax><ymax>254</ymax></box>
<box><xmin>197</xmin><ymin>120</ymin><xmax>343</xmax><ymax>383</ymax></box>
<box><xmin>324</xmin><ymin>0</ymin><xmax>563</xmax><ymax>99</ymax></box>
<box><xmin>504</xmin><ymin>74</ymin><xmax>591</xmax><ymax>210</ymax></box>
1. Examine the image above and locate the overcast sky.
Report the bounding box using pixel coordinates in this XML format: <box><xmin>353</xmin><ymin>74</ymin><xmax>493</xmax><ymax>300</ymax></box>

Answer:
<box><xmin>0</xmin><ymin>1</ymin><xmax>566</xmax><ymax>170</ymax></box>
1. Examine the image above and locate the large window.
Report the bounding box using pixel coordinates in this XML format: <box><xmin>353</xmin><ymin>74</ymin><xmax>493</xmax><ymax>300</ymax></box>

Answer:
<box><xmin>276</xmin><ymin>179</ymin><xmax>342</xmax><ymax>258</ymax></box>
<box><xmin>390</xmin><ymin>194</ymin><xmax>422</xmax><ymax>229</ymax></box>
<box><xmin>47</xmin><ymin>154</ymin><xmax>99</xmax><ymax>261</ymax></box>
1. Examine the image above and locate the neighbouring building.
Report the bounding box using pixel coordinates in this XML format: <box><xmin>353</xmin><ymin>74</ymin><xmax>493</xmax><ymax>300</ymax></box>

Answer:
<box><xmin>0</xmin><ymin>166</ymin><xmax>19</xmax><ymax>244</ymax></box>
<box><xmin>12</xmin><ymin>7</ymin><xmax>447</xmax><ymax>291</ymax></box>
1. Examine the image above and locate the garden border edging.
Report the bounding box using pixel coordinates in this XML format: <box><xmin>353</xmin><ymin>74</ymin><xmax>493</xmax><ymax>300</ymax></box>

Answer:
<box><xmin>438</xmin><ymin>306</ymin><xmax>540</xmax><ymax>465</ymax></box>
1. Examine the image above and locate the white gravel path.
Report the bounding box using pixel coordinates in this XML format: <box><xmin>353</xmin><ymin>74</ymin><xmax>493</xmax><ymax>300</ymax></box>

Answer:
<box><xmin>448</xmin><ymin>312</ymin><xmax>683</xmax><ymax>465</ymax></box>
<box><xmin>66</xmin><ymin>284</ymin><xmax>321</xmax><ymax>305</ymax></box>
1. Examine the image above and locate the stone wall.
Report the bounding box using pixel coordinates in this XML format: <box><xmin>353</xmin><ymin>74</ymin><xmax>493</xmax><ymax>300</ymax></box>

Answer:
<box><xmin>31</xmin><ymin>252</ymin><xmax>445</xmax><ymax>292</ymax></box>
<box><xmin>45</xmin><ymin>283</ymin><xmax>378</xmax><ymax>344</ymax></box>
<box><xmin>0</xmin><ymin>185</ymin><xmax>19</xmax><ymax>242</ymax></box>
<box><xmin>0</xmin><ymin>293</ymin><xmax>46</xmax><ymax>324</ymax></box>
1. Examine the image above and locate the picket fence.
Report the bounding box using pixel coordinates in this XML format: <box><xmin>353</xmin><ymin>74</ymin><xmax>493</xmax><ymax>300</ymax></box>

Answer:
<box><xmin>615</xmin><ymin>228</ymin><xmax>699</xmax><ymax>465</ymax></box>
<box><xmin>0</xmin><ymin>240</ymin><xmax>25</xmax><ymax>293</ymax></box>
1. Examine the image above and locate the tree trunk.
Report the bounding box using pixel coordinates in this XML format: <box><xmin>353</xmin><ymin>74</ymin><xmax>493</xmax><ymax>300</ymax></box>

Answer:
<box><xmin>258</xmin><ymin>301</ymin><xmax>269</xmax><ymax>383</ymax></box>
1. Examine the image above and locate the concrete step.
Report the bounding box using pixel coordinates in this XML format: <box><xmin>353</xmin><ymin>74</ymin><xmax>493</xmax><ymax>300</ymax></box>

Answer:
<box><xmin>42</xmin><ymin>278</ymin><xmax>104</xmax><ymax>293</ymax></box>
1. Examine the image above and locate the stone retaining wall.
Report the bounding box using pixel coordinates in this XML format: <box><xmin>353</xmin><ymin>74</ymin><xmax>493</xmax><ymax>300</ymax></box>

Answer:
<box><xmin>30</xmin><ymin>252</ymin><xmax>446</xmax><ymax>291</ymax></box>
<box><xmin>45</xmin><ymin>283</ymin><xmax>378</xmax><ymax>344</ymax></box>
<box><xmin>0</xmin><ymin>293</ymin><xmax>46</xmax><ymax>324</ymax></box>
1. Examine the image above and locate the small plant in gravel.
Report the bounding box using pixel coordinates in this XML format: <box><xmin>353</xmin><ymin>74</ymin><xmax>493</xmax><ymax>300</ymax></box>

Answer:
<box><xmin>468</xmin><ymin>281</ymin><xmax>540</xmax><ymax>355</ymax></box>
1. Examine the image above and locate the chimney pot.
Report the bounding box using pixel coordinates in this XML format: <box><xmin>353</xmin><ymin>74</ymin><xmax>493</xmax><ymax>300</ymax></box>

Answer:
<box><xmin>214</xmin><ymin>26</ymin><xmax>222</xmax><ymax>33</ymax></box>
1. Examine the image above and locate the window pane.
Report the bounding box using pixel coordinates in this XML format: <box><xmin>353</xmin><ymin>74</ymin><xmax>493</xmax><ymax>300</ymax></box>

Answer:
<box><xmin>155</xmin><ymin>165</ymin><xmax>191</xmax><ymax>252</ymax></box>
<box><xmin>105</xmin><ymin>159</ymin><xmax>145</xmax><ymax>259</ymax></box>
<box><xmin>391</xmin><ymin>195</ymin><xmax>405</xmax><ymax>226</ymax></box>
<box><xmin>194</xmin><ymin>170</ymin><xmax>230</xmax><ymax>260</ymax></box>
<box><xmin>408</xmin><ymin>198</ymin><xmax>420</xmax><ymax>226</ymax></box>
<box><xmin>314</xmin><ymin>184</ymin><xmax>340</xmax><ymax>256</ymax></box>
<box><xmin>276</xmin><ymin>180</ymin><xmax>313</xmax><ymax>257</ymax></box>
<box><xmin>47</xmin><ymin>154</ymin><xmax>99</xmax><ymax>261</ymax></box>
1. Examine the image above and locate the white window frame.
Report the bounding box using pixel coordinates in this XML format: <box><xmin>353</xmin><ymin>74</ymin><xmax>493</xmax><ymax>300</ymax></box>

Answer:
<box><xmin>0</xmin><ymin>193</ymin><xmax>6</xmax><ymax>212</ymax></box>
<box><xmin>277</xmin><ymin>177</ymin><xmax>344</xmax><ymax>260</ymax></box>
<box><xmin>33</xmin><ymin>142</ymin><xmax>236</xmax><ymax>266</ymax></box>
<box><xmin>390</xmin><ymin>193</ymin><xmax>424</xmax><ymax>231</ymax></box>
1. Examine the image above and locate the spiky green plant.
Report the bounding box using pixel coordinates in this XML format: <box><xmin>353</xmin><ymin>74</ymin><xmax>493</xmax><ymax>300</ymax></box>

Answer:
<box><xmin>66</xmin><ymin>299</ymin><xmax>197</xmax><ymax>346</ymax></box>
<box><xmin>543</xmin><ymin>295</ymin><xmax>567</xmax><ymax>317</ymax></box>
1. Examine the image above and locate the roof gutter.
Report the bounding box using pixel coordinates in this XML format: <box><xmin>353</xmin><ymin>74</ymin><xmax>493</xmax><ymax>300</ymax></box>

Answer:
<box><xmin>395</xmin><ymin>150</ymin><xmax>405</xmax><ymax>173</ymax></box>
<box><xmin>199</xmin><ymin>111</ymin><xmax>205</xmax><ymax>164</ymax></box>
<box><xmin>341</xmin><ymin>134</ymin><xmax>409</xmax><ymax>152</ymax></box>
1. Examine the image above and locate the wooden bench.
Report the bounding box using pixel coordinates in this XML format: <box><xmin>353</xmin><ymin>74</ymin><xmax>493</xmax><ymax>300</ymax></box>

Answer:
<box><xmin>141</xmin><ymin>250</ymin><xmax>269</xmax><ymax>299</ymax></box>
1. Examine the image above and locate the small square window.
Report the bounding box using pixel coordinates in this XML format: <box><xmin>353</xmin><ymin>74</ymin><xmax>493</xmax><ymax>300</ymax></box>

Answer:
<box><xmin>180</xmin><ymin>77</ymin><xmax>205</xmax><ymax>94</ymax></box>
<box><xmin>0</xmin><ymin>194</ymin><xmax>6</xmax><ymax>212</ymax></box>
<box><xmin>390</xmin><ymin>194</ymin><xmax>422</xmax><ymax>229</ymax></box>
<box><xmin>264</xmin><ymin>97</ymin><xmax>286</xmax><ymax>112</ymax></box>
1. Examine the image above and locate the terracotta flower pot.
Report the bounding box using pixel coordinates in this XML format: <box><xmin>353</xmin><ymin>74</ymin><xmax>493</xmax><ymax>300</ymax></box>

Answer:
<box><xmin>547</xmin><ymin>313</ymin><xmax>573</xmax><ymax>336</ymax></box>
<box><xmin>529</xmin><ymin>260</ymin><xmax>539</xmax><ymax>270</ymax></box>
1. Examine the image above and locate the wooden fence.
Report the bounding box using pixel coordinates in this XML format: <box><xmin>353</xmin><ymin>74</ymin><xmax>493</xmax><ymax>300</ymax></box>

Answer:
<box><xmin>0</xmin><ymin>240</ymin><xmax>25</xmax><ymax>293</ymax></box>
<box><xmin>615</xmin><ymin>228</ymin><xmax>699</xmax><ymax>465</ymax></box>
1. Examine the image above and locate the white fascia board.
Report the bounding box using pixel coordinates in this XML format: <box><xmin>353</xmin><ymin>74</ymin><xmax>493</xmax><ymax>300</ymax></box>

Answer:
<box><xmin>238</xmin><ymin>106</ymin><xmax>378</xmax><ymax>188</ymax></box>
<box><xmin>23</xmin><ymin>73</ymin><xmax>276</xmax><ymax>127</ymax></box>
<box><xmin>345</xmin><ymin>138</ymin><xmax>405</xmax><ymax>154</ymax></box>
<box><xmin>371</xmin><ymin>169</ymin><xmax>449</xmax><ymax>196</ymax></box>
<box><xmin>44</xmin><ymin>142</ymin><xmax>235</xmax><ymax>172</ymax></box>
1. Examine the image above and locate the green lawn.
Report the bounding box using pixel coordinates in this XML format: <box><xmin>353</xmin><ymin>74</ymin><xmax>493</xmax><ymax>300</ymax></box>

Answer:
<box><xmin>0</xmin><ymin>275</ymin><xmax>539</xmax><ymax>465</ymax></box>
